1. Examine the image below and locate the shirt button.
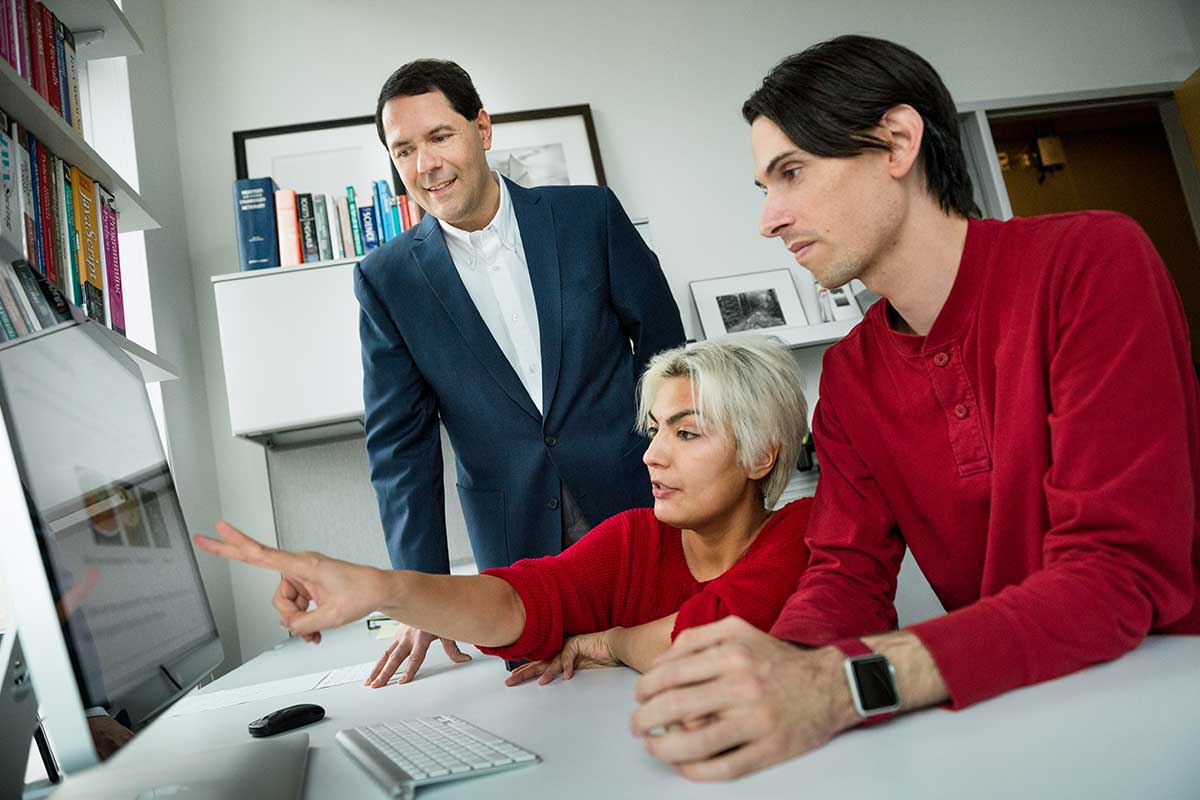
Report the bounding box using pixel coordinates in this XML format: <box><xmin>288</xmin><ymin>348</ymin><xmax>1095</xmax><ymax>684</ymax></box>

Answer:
<box><xmin>547</xmin><ymin>498</ymin><xmax>560</xmax><ymax>510</ymax></box>
<box><xmin>527</xmin><ymin>365</ymin><xmax>537</xmax><ymax>374</ymax></box>
<box><xmin>933</xmin><ymin>352</ymin><xmax>950</xmax><ymax>367</ymax></box>
<box><xmin>544</xmin><ymin>435</ymin><xmax>557</xmax><ymax>447</ymax></box>
<box><xmin>511</xmin><ymin>314</ymin><xmax>519</xmax><ymax>321</ymax></box>
<box><xmin>954</xmin><ymin>404</ymin><xmax>970</xmax><ymax>419</ymax></box>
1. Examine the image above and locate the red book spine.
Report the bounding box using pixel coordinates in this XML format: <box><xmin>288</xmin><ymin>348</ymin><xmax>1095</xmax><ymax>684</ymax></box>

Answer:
<box><xmin>98</xmin><ymin>189</ymin><xmax>123</xmax><ymax>334</ymax></box>
<box><xmin>33</xmin><ymin>137</ymin><xmax>54</xmax><ymax>283</ymax></box>
<box><xmin>398</xmin><ymin>194</ymin><xmax>412</xmax><ymax>230</ymax></box>
<box><xmin>0</xmin><ymin>0</ymin><xmax>11</xmax><ymax>69</ymax></box>
<box><xmin>38</xmin><ymin>2</ymin><xmax>58</xmax><ymax>114</ymax></box>
<box><xmin>274</xmin><ymin>190</ymin><xmax>302</xmax><ymax>267</ymax></box>
<box><xmin>13</xmin><ymin>0</ymin><xmax>28</xmax><ymax>80</ymax></box>
<box><xmin>26</xmin><ymin>0</ymin><xmax>42</xmax><ymax>98</ymax></box>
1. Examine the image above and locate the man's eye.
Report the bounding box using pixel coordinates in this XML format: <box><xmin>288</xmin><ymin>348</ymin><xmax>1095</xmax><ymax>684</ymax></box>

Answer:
<box><xmin>783</xmin><ymin>167</ymin><xmax>801</xmax><ymax>180</ymax></box>
<box><xmin>433</xmin><ymin>134</ymin><xmax>450</xmax><ymax>143</ymax></box>
<box><xmin>395</xmin><ymin>148</ymin><xmax>412</xmax><ymax>159</ymax></box>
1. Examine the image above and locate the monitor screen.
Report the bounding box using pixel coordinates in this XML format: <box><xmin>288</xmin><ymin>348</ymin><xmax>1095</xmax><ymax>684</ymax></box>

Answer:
<box><xmin>0</xmin><ymin>325</ymin><xmax>220</xmax><ymax>724</ymax></box>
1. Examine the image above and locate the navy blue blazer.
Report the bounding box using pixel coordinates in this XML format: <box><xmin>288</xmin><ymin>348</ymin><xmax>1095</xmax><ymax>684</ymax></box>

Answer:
<box><xmin>354</xmin><ymin>180</ymin><xmax>685</xmax><ymax>573</ymax></box>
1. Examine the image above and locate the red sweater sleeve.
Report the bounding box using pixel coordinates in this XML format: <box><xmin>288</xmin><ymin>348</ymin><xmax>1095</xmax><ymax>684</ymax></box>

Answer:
<box><xmin>673</xmin><ymin>498</ymin><xmax>813</xmax><ymax>638</ymax></box>
<box><xmin>770</xmin><ymin>395</ymin><xmax>906</xmax><ymax>645</ymax></box>
<box><xmin>477</xmin><ymin>511</ymin><xmax>636</xmax><ymax>662</ymax></box>
<box><xmin>909</xmin><ymin>217</ymin><xmax>1197</xmax><ymax>707</ymax></box>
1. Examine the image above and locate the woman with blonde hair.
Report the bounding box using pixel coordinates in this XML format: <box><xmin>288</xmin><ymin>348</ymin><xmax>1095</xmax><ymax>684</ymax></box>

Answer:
<box><xmin>196</xmin><ymin>335</ymin><xmax>814</xmax><ymax>683</ymax></box>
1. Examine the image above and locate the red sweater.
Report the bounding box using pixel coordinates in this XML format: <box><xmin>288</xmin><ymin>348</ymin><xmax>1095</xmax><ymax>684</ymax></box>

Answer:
<box><xmin>480</xmin><ymin>498</ymin><xmax>812</xmax><ymax>662</ymax></box>
<box><xmin>771</xmin><ymin>212</ymin><xmax>1200</xmax><ymax>708</ymax></box>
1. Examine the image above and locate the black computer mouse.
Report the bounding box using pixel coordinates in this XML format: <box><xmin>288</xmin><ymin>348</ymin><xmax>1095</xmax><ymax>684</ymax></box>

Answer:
<box><xmin>248</xmin><ymin>703</ymin><xmax>325</xmax><ymax>737</ymax></box>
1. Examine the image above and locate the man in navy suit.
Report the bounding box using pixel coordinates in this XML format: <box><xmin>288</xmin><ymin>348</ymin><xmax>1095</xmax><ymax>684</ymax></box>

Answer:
<box><xmin>357</xmin><ymin>60</ymin><xmax>685</xmax><ymax>685</ymax></box>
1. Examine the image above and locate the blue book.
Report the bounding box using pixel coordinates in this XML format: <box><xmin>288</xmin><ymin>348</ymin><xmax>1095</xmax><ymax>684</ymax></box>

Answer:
<box><xmin>357</xmin><ymin>205</ymin><xmax>380</xmax><ymax>253</ymax></box>
<box><xmin>55</xmin><ymin>21</ymin><xmax>70</xmax><ymax>127</ymax></box>
<box><xmin>373</xmin><ymin>180</ymin><xmax>398</xmax><ymax>242</ymax></box>
<box><xmin>26</xmin><ymin>133</ymin><xmax>43</xmax><ymax>276</ymax></box>
<box><xmin>233</xmin><ymin>177</ymin><xmax>280</xmax><ymax>270</ymax></box>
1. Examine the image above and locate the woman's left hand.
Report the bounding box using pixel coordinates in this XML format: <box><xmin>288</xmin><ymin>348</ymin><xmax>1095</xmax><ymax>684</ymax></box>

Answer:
<box><xmin>505</xmin><ymin>629</ymin><xmax>623</xmax><ymax>687</ymax></box>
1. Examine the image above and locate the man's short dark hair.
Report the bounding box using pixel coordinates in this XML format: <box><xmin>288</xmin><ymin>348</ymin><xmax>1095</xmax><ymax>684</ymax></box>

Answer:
<box><xmin>742</xmin><ymin>35</ymin><xmax>979</xmax><ymax>218</ymax></box>
<box><xmin>375</xmin><ymin>59</ymin><xmax>483</xmax><ymax>145</ymax></box>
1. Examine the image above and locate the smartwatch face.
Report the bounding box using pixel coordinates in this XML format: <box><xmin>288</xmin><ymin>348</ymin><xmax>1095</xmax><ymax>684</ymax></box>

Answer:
<box><xmin>851</xmin><ymin>655</ymin><xmax>899</xmax><ymax>711</ymax></box>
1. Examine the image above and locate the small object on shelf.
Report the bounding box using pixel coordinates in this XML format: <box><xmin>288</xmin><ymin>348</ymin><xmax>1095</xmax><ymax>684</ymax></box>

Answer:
<box><xmin>232</xmin><ymin>176</ymin><xmax>280</xmax><ymax>271</ymax></box>
<box><xmin>690</xmin><ymin>268</ymin><xmax>808</xmax><ymax>340</ymax></box>
<box><xmin>274</xmin><ymin>188</ymin><xmax>301</xmax><ymax>267</ymax></box>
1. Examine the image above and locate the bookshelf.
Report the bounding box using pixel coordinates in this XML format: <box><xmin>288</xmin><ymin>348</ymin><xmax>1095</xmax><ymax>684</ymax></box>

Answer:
<box><xmin>0</xmin><ymin>318</ymin><xmax>176</xmax><ymax>382</ymax></box>
<box><xmin>0</xmin><ymin>1</ymin><xmax>175</xmax><ymax>375</ymax></box>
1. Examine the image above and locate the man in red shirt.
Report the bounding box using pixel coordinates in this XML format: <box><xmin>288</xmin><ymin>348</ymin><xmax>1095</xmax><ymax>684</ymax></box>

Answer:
<box><xmin>631</xmin><ymin>34</ymin><xmax>1200</xmax><ymax>781</ymax></box>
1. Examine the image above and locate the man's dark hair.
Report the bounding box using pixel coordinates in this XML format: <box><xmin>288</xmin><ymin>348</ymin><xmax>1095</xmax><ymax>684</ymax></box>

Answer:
<box><xmin>742</xmin><ymin>35</ymin><xmax>979</xmax><ymax>218</ymax></box>
<box><xmin>375</xmin><ymin>59</ymin><xmax>483</xmax><ymax>145</ymax></box>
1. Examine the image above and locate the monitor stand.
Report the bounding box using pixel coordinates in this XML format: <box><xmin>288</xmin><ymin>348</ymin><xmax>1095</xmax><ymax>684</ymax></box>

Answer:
<box><xmin>0</xmin><ymin>631</ymin><xmax>61</xmax><ymax>799</ymax></box>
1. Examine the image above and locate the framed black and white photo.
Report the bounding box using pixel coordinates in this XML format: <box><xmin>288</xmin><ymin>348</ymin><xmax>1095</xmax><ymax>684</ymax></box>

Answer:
<box><xmin>233</xmin><ymin>115</ymin><xmax>401</xmax><ymax>199</ymax></box>
<box><xmin>486</xmin><ymin>105</ymin><xmax>606</xmax><ymax>187</ymax></box>
<box><xmin>690</xmin><ymin>269</ymin><xmax>808</xmax><ymax>339</ymax></box>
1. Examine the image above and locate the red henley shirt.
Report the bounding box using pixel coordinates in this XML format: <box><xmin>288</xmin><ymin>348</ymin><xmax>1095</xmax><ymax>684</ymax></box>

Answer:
<box><xmin>771</xmin><ymin>211</ymin><xmax>1200</xmax><ymax>708</ymax></box>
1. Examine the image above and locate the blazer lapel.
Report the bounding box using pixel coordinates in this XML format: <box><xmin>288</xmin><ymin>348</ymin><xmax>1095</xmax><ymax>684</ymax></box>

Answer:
<box><xmin>411</xmin><ymin>213</ymin><xmax>541</xmax><ymax>420</ymax></box>
<box><xmin>508</xmin><ymin>181</ymin><xmax>562</xmax><ymax>416</ymax></box>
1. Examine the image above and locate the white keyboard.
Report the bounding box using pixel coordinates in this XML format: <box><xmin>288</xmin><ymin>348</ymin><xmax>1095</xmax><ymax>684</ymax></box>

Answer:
<box><xmin>336</xmin><ymin>715</ymin><xmax>540</xmax><ymax>796</ymax></box>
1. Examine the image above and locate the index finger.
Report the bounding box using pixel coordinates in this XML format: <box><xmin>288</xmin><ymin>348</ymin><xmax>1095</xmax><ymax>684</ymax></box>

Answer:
<box><xmin>192</xmin><ymin>520</ymin><xmax>294</xmax><ymax>573</ymax></box>
<box><xmin>635</xmin><ymin>645</ymin><xmax>726</xmax><ymax>704</ymax></box>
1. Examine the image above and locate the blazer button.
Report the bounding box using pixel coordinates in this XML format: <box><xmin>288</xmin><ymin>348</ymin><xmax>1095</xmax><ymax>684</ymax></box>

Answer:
<box><xmin>544</xmin><ymin>435</ymin><xmax>557</xmax><ymax>447</ymax></box>
<box><xmin>547</xmin><ymin>498</ymin><xmax>560</xmax><ymax>510</ymax></box>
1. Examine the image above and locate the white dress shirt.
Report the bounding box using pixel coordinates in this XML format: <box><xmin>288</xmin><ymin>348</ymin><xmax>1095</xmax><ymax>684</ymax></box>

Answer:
<box><xmin>439</xmin><ymin>175</ymin><xmax>544</xmax><ymax>414</ymax></box>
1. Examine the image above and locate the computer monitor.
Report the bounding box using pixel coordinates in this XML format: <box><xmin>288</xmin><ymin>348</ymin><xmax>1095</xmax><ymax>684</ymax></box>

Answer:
<box><xmin>0</xmin><ymin>322</ymin><xmax>223</xmax><ymax>777</ymax></box>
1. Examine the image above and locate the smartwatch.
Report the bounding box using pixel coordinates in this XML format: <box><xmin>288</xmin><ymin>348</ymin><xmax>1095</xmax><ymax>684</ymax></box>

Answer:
<box><xmin>832</xmin><ymin>639</ymin><xmax>899</xmax><ymax>723</ymax></box>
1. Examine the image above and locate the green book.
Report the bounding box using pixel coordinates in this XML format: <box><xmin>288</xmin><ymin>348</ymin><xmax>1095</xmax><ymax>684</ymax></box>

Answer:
<box><xmin>346</xmin><ymin>186</ymin><xmax>364</xmax><ymax>257</ymax></box>
<box><xmin>63</xmin><ymin>166</ymin><xmax>82</xmax><ymax>307</ymax></box>
<box><xmin>0</xmin><ymin>298</ymin><xmax>16</xmax><ymax>340</ymax></box>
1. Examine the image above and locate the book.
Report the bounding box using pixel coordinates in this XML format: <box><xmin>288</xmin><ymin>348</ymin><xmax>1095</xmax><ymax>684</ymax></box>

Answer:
<box><xmin>398</xmin><ymin>192</ymin><xmax>412</xmax><ymax>231</ymax></box>
<box><xmin>357</xmin><ymin>204</ymin><xmax>380</xmax><ymax>253</ymax></box>
<box><xmin>324</xmin><ymin>192</ymin><xmax>343</xmax><ymax>259</ymax></box>
<box><xmin>12</xmin><ymin>0</ymin><xmax>28</xmax><ymax>81</ymax></box>
<box><xmin>0</xmin><ymin>292</ymin><xmax>15</xmax><ymax>339</ymax></box>
<box><xmin>25</xmin><ymin>131</ymin><xmax>42</xmax><ymax>274</ymax></box>
<box><xmin>97</xmin><ymin>185</ymin><xmax>123</xmax><ymax>334</ymax></box>
<box><xmin>0</xmin><ymin>267</ymin><xmax>22</xmax><ymax>338</ymax></box>
<box><xmin>407</xmin><ymin>196</ymin><xmax>423</xmax><ymax>228</ymax></box>
<box><xmin>335</xmin><ymin>195</ymin><xmax>354</xmax><ymax>260</ymax></box>
<box><xmin>13</xmin><ymin>258</ymin><xmax>54</xmax><ymax>327</ymax></box>
<box><xmin>274</xmin><ymin>189</ymin><xmax>302</xmax><ymax>267</ymax></box>
<box><xmin>296</xmin><ymin>192</ymin><xmax>319</xmax><ymax>263</ymax></box>
<box><xmin>345</xmin><ymin>186</ymin><xmax>364</xmax><ymax>256</ymax></box>
<box><xmin>30</xmin><ymin>261</ymin><xmax>70</xmax><ymax>322</ymax></box>
<box><xmin>61</xmin><ymin>24</ymin><xmax>81</xmax><ymax>135</ymax></box>
<box><xmin>372</xmin><ymin>180</ymin><xmax>394</xmax><ymax>242</ymax></box>
<box><xmin>54</xmin><ymin>19</ymin><xmax>70</xmax><ymax>128</ymax></box>
<box><xmin>61</xmin><ymin>160</ymin><xmax>80</xmax><ymax>306</ymax></box>
<box><xmin>54</xmin><ymin>154</ymin><xmax>72</xmax><ymax>299</ymax></box>
<box><xmin>40</xmin><ymin>3</ymin><xmax>61</xmax><ymax>116</ymax></box>
<box><xmin>0</xmin><ymin>0</ymin><xmax>11</xmax><ymax>71</ymax></box>
<box><xmin>69</xmin><ymin>166</ymin><xmax>104</xmax><ymax>324</ymax></box>
<box><xmin>27</xmin><ymin>0</ymin><xmax>43</xmax><ymax>100</ymax></box>
<box><xmin>4</xmin><ymin>261</ymin><xmax>38</xmax><ymax>330</ymax></box>
<box><xmin>312</xmin><ymin>193</ymin><xmax>332</xmax><ymax>261</ymax></box>
<box><xmin>13</xmin><ymin>126</ymin><xmax>35</xmax><ymax>267</ymax></box>
<box><xmin>0</xmin><ymin>264</ymin><xmax>31</xmax><ymax>333</ymax></box>
<box><xmin>232</xmin><ymin>177</ymin><xmax>279</xmax><ymax>270</ymax></box>
<box><xmin>33</xmin><ymin>134</ymin><xmax>54</xmax><ymax>283</ymax></box>
<box><xmin>0</xmin><ymin>126</ymin><xmax>23</xmax><ymax>262</ymax></box>
<box><xmin>45</xmin><ymin>151</ymin><xmax>61</xmax><ymax>290</ymax></box>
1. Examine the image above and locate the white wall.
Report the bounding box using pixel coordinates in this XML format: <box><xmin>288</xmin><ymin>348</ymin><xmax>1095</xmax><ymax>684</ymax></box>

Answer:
<box><xmin>156</xmin><ymin>0</ymin><xmax>1198</xmax><ymax>664</ymax></box>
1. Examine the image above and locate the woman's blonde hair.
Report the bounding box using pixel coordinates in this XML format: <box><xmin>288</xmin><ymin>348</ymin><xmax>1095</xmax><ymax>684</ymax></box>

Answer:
<box><xmin>636</xmin><ymin>335</ymin><xmax>808</xmax><ymax>507</ymax></box>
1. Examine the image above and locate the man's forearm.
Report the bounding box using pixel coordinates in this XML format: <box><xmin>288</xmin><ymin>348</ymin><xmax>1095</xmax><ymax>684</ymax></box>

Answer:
<box><xmin>377</xmin><ymin>571</ymin><xmax>527</xmax><ymax>648</ymax></box>
<box><xmin>859</xmin><ymin>629</ymin><xmax>950</xmax><ymax>712</ymax></box>
<box><xmin>610</xmin><ymin>614</ymin><xmax>677</xmax><ymax>673</ymax></box>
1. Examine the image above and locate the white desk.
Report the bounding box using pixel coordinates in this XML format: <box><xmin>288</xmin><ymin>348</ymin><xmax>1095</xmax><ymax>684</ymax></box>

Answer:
<box><xmin>119</xmin><ymin>624</ymin><xmax>1200</xmax><ymax>799</ymax></box>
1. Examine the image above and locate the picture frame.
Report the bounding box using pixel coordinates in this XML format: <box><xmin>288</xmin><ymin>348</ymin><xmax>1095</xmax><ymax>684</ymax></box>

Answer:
<box><xmin>486</xmin><ymin>104</ymin><xmax>606</xmax><ymax>187</ymax></box>
<box><xmin>233</xmin><ymin>115</ymin><xmax>403</xmax><ymax>200</ymax></box>
<box><xmin>232</xmin><ymin>103</ymin><xmax>606</xmax><ymax>198</ymax></box>
<box><xmin>690</xmin><ymin>269</ymin><xmax>808</xmax><ymax>340</ymax></box>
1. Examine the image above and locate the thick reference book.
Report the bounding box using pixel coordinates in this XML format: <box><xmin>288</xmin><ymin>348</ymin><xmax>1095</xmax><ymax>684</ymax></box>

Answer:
<box><xmin>312</xmin><ymin>193</ymin><xmax>332</xmax><ymax>261</ymax></box>
<box><xmin>296</xmin><ymin>192</ymin><xmax>319</xmax><ymax>263</ymax></box>
<box><xmin>357</xmin><ymin>204</ymin><xmax>380</xmax><ymax>253</ymax></box>
<box><xmin>274</xmin><ymin>189</ymin><xmax>302</xmax><ymax>267</ymax></box>
<box><xmin>232</xmin><ymin>177</ymin><xmax>279</xmax><ymax>270</ymax></box>
<box><xmin>96</xmin><ymin>185</ymin><xmax>123</xmax><ymax>334</ymax></box>
<box><xmin>69</xmin><ymin>166</ymin><xmax>105</xmax><ymax>324</ymax></box>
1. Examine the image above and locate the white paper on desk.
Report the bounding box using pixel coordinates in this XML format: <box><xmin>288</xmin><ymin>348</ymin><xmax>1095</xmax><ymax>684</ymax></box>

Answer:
<box><xmin>163</xmin><ymin>671</ymin><xmax>326</xmax><ymax>717</ymax></box>
<box><xmin>314</xmin><ymin>660</ymin><xmax>401</xmax><ymax>689</ymax></box>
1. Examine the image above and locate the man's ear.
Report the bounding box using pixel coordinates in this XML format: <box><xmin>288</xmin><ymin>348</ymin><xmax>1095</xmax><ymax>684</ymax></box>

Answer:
<box><xmin>476</xmin><ymin>109</ymin><xmax>493</xmax><ymax>151</ymax></box>
<box><xmin>747</xmin><ymin>445</ymin><xmax>779</xmax><ymax>481</ymax></box>
<box><xmin>879</xmin><ymin>104</ymin><xmax>924</xmax><ymax>180</ymax></box>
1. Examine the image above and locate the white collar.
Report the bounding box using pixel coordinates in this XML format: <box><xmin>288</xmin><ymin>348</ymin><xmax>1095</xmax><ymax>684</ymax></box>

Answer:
<box><xmin>438</xmin><ymin>172</ymin><xmax>518</xmax><ymax>255</ymax></box>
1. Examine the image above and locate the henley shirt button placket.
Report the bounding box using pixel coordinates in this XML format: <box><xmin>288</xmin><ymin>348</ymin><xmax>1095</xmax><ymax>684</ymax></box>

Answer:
<box><xmin>954</xmin><ymin>403</ymin><xmax>970</xmax><ymax>419</ymax></box>
<box><xmin>933</xmin><ymin>352</ymin><xmax>950</xmax><ymax>368</ymax></box>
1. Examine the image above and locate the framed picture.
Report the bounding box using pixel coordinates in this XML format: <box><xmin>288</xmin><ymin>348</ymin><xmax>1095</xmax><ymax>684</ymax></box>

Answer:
<box><xmin>233</xmin><ymin>115</ymin><xmax>401</xmax><ymax>200</ymax></box>
<box><xmin>486</xmin><ymin>104</ymin><xmax>606</xmax><ymax>187</ymax></box>
<box><xmin>690</xmin><ymin>269</ymin><xmax>808</xmax><ymax>339</ymax></box>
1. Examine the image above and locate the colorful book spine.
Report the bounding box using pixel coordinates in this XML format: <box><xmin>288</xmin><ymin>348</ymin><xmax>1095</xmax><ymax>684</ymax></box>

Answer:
<box><xmin>232</xmin><ymin>177</ymin><xmax>279</xmax><ymax>270</ymax></box>
<box><xmin>61</xmin><ymin>160</ymin><xmax>79</xmax><ymax>306</ymax></box>
<box><xmin>357</xmin><ymin>205</ymin><xmax>380</xmax><ymax>253</ymax></box>
<box><xmin>53</xmin><ymin>154</ymin><xmax>71</xmax><ymax>298</ymax></box>
<box><xmin>12</xmin><ymin>258</ymin><xmax>53</xmax><ymax>327</ymax></box>
<box><xmin>4</xmin><ymin>261</ymin><xmax>37</xmax><ymax>330</ymax></box>
<box><xmin>0</xmin><ymin>126</ymin><xmax>23</xmax><ymax>262</ymax></box>
<box><xmin>398</xmin><ymin>193</ymin><xmax>413</xmax><ymax>231</ymax></box>
<box><xmin>0</xmin><ymin>295</ymin><xmax>15</xmax><ymax>339</ymax></box>
<box><xmin>13</xmin><ymin>126</ymin><xmax>35</xmax><ymax>266</ymax></box>
<box><xmin>25</xmin><ymin>131</ymin><xmax>42</xmax><ymax>274</ymax></box>
<box><xmin>335</xmin><ymin>196</ymin><xmax>354</xmax><ymax>260</ymax></box>
<box><xmin>0</xmin><ymin>265</ymin><xmax>29</xmax><ymax>334</ymax></box>
<box><xmin>33</xmin><ymin>134</ymin><xmax>54</xmax><ymax>282</ymax></box>
<box><xmin>296</xmin><ymin>192</ymin><xmax>319</xmax><ymax>263</ymax></box>
<box><xmin>27</xmin><ymin>0</ymin><xmax>43</xmax><ymax>99</ymax></box>
<box><xmin>54</xmin><ymin>19</ymin><xmax>68</xmax><ymax>127</ymax></box>
<box><xmin>324</xmin><ymin>192</ymin><xmax>343</xmax><ymax>259</ymax></box>
<box><xmin>31</xmin><ymin>261</ymin><xmax>70</xmax><ymax>321</ymax></box>
<box><xmin>61</xmin><ymin>24</ymin><xmax>80</xmax><ymax>135</ymax></box>
<box><xmin>97</xmin><ymin>185</ymin><xmax>123</xmax><ymax>334</ymax></box>
<box><xmin>39</xmin><ymin>2</ymin><xmax>61</xmax><ymax>115</ymax></box>
<box><xmin>0</xmin><ymin>0</ymin><xmax>11</xmax><ymax>71</ymax></box>
<box><xmin>372</xmin><ymin>180</ymin><xmax>394</xmax><ymax>242</ymax></box>
<box><xmin>345</xmin><ymin>186</ymin><xmax>364</xmax><ymax>256</ymax></box>
<box><xmin>274</xmin><ymin>189</ymin><xmax>301</xmax><ymax>267</ymax></box>
<box><xmin>312</xmin><ymin>193</ymin><xmax>332</xmax><ymax>261</ymax></box>
<box><xmin>45</xmin><ymin>151</ymin><xmax>61</xmax><ymax>289</ymax></box>
<box><xmin>12</xmin><ymin>0</ymin><xmax>28</xmax><ymax>80</ymax></box>
<box><xmin>69</xmin><ymin>166</ymin><xmax>103</xmax><ymax>324</ymax></box>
